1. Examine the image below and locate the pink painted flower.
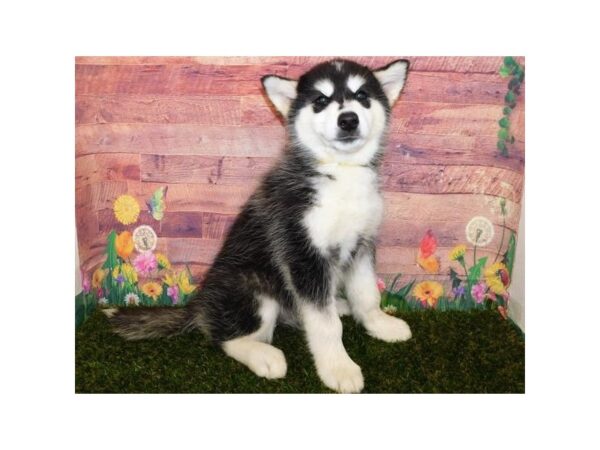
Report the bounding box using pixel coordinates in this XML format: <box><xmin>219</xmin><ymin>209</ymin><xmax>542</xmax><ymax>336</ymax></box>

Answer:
<box><xmin>376</xmin><ymin>277</ymin><xmax>386</xmax><ymax>293</ymax></box>
<box><xmin>167</xmin><ymin>284</ymin><xmax>180</xmax><ymax>304</ymax></box>
<box><xmin>471</xmin><ymin>282</ymin><xmax>487</xmax><ymax>304</ymax></box>
<box><xmin>82</xmin><ymin>271</ymin><xmax>91</xmax><ymax>294</ymax></box>
<box><xmin>133</xmin><ymin>251</ymin><xmax>158</xmax><ymax>277</ymax></box>
<box><xmin>97</xmin><ymin>288</ymin><xmax>104</xmax><ymax>298</ymax></box>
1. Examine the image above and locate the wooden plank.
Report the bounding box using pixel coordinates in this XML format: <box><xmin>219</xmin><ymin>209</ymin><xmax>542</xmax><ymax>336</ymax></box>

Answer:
<box><xmin>75</xmin><ymin>63</ymin><xmax>507</xmax><ymax>103</ymax></box>
<box><xmin>75</xmin><ymin>56</ymin><xmax>515</xmax><ymax>74</ymax></box>
<box><xmin>76</xmin><ymin>94</ymin><xmax>242</xmax><ymax>125</ymax></box>
<box><xmin>382</xmin><ymin>192</ymin><xmax>520</xmax><ymax>231</ymax></box>
<box><xmin>76</xmin><ymin>153</ymin><xmax>140</xmax><ymax>187</ymax></box>
<box><xmin>75</xmin><ymin>123</ymin><xmax>285</xmax><ymax>157</ymax></box>
<box><xmin>140</xmin><ymin>154</ymin><xmax>274</xmax><ymax>185</ymax></box>
<box><xmin>381</xmin><ymin>164</ymin><xmax>523</xmax><ymax>203</ymax></box>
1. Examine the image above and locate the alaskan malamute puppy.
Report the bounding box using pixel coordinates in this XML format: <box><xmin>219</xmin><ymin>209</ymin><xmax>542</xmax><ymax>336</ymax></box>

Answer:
<box><xmin>107</xmin><ymin>58</ymin><xmax>411</xmax><ymax>393</ymax></box>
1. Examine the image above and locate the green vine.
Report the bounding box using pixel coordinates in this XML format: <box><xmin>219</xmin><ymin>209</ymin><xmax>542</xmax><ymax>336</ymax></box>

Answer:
<box><xmin>497</xmin><ymin>56</ymin><xmax>524</xmax><ymax>157</ymax></box>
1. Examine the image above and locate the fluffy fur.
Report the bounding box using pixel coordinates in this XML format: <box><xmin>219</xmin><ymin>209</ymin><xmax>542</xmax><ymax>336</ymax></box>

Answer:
<box><xmin>107</xmin><ymin>58</ymin><xmax>411</xmax><ymax>393</ymax></box>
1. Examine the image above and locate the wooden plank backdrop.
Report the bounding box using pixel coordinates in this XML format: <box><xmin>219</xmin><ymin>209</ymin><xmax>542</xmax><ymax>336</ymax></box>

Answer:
<box><xmin>75</xmin><ymin>56</ymin><xmax>525</xmax><ymax>287</ymax></box>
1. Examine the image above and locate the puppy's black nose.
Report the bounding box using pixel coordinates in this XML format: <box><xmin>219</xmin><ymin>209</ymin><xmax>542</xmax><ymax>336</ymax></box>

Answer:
<box><xmin>338</xmin><ymin>112</ymin><xmax>359</xmax><ymax>131</ymax></box>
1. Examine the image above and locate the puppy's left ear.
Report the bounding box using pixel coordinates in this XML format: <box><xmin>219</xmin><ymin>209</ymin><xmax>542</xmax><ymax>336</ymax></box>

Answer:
<box><xmin>374</xmin><ymin>59</ymin><xmax>409</xmax><ymax>105</ymax></box>
<box><xmin>262</xmin><ymin>75</ymin><xmax>298</xmax><ymax>118</ymax></box>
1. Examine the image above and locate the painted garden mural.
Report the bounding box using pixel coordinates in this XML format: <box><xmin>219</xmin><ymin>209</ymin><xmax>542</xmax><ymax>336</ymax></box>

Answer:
<box><xmin>75</xmin><ymin>56</ymin><xmax>524</xmax><ymax>327</ymax></box>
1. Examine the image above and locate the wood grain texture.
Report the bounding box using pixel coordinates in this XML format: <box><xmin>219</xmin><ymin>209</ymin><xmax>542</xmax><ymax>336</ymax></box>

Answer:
<box><xmin>75</xmin><ymin>56</ymin><xmax>525</xmax><ymax>281</ymax></box>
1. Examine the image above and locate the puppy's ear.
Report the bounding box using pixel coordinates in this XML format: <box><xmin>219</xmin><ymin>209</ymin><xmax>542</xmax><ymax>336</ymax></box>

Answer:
<box><xmin>261</xmin><ymin>75</ymin><xmax>298</xmax><ymax>117</ymax></box>
<box><xmin>374</xmin><ymin>59</ymin><xmax>409</xmax><ymax>105</ymax></box>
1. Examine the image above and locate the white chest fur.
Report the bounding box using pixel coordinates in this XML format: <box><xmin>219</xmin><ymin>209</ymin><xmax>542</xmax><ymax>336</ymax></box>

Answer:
<box><xmin>303</xmin><ymin>164</ymin><xmax>383</xmax><ymax>263</ymax></box>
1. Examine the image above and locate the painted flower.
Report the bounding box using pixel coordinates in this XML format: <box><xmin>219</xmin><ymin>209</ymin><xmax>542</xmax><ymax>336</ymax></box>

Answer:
<box><xmin>113</xmin><ymin>194</ymin><xmax>141</xmax><ymax>225</ymax></box>
<box><xmin>376</xmin><ymin>277</ymin><xmax>386</xmax><ymax>293</ymax></box>
<box><xmin>141</xmin><ymin>281</ymin><xmax>163</xmax><ymax>300</ymax></box>
<box><xmin>471</xmin><ymin>282</ymin><xmax>487</xmax><ymax>304</ymax></box>
<box><xmin>98</xmin><ymin>297</ymin><xmax>108</xmax><ymax>306</ymax></box>
<box><xmin>177</xmin><ymin>270</ymin><xmax>197</xmax><ymax>295</ymax></box>
<box><xmin>417</xmin><ymin>254</ymin><xmax>440</xmax><ymax>274</ymax></box>
<box><xmin>419</xmin><ymin>229</ymin><xmax>437</xmax><ymax>259</ymax></box>
<box><xmin>92</xmin><ymin>268</ymin><xmax>108</xmax><ymax>289</ymax></box>
<box><xmin>82</xmin><ymin>271</ymin><xmax>91</xmax><ymax>294</ymax></box>
<box><xmin>382</xmin><ymin>305</ymin><xmax>398</xmax><ymax>315</ymax></box>
<box><xmin>167</xmin><ymin>285</ymin><xmax>180</xmax><ymax>304</ymax></box>
<box><xmin>133</xmin><ymin>252</ymin><xmax>158</xmax><ymax>277</ymax></box>
<box><xmin>121</xmin><ymin>263</ymin><xmax>138</xmax><ymax>284</ymax></box>
<box><xmin>124</xmin><ymin>292</ymin><xmax>140</xmax><ymax>306</ymax></box>
<box><xmin>449</xmin><ymin>244</ymin><xmax>467</xmax><ymax>261</ymax></box>
<box><xmin>156</xmin><ymin>253</ymin><xmax>171</xmax><ymax>270</ymax></box>
<box><xmin>465</xmin><ymin>216</ymin><xmax>494</xmax><ymax>247</ymax></box>
<box><xmin>452</xmin><ymin>284</ymin><xmax>466</xmax><ymax>298</ymax></box>
<box><xmin>413</xmin><ymin>281</ymin><xmax>444</xmax><ymax>308</ymax></box>
<box><xmin>115</xmin><ymin>231</ymin><xmax>134</xmax><ymax>259</ymax></box>
<box><xmin>163</xmin><ymin>272</ymin><xmax>176</xmax><ymax>287</ymax></box>
<box><xmin>484</xmin><ymin>262</ymin><xmax>511</xmax><ymax>295</ymax></box>
<box><xmin>498</xmin><ymin>305</ymin><xmax>508</xmax><ymax>320</ymax></box>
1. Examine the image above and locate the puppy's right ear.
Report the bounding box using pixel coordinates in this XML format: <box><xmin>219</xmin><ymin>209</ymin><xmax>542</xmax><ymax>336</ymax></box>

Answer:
<box><xmin>261</xmin><ymin>75</ymin><xmax>297</xmax><ymax>118</ymax></box>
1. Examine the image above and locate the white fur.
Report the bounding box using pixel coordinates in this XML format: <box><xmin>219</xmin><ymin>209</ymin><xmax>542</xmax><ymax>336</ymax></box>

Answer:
<box><xmin>335</xmin><ymin>297</ymin><xmax>352</xmax><ymax>316</ymax></box>
<box><xmin>222</xmin><ymin>296</ymin><xmax>287</xmax><ymax>379</ymax></box>
<box><xmin>314</xmin><ymin>79</ymin><xmax>334</xmax><ymax>97</ymax></box>
<box><xmin>303</xmin><ymin>164</ymin><xmax>383</xmax><ymax>264</ymax></box>
<box><xmin>347</xmin><ymin>74</ymin><xmax>365</xmax><ymax>93</ymax></box>
<box><xmin>293</xmin><ymin>97</ymin><xmax>387</xmax><ymax>164</ymax></box>
<box><xmin>374</xmin><ymin>60</ymin><xmax>408</xmax><ymax>105</ymax></box>
<box><xmin>344</xmin><ymin>253</ymin><xmax>412</xmax><ymax>342</ymax></box>
<box><xmin>333</xmin><ymin>61</ymin><xmax>344</xmax><ymax>71</ymax></box>
<box><xmin>262</xmin><ymin>76</ymin><xmax>297</xmax><ymax>117</ymax></box>
<box><xmin>301</xmin><ymin>302</ymin><xmax>364</xmax><ymax>393</ymax></box>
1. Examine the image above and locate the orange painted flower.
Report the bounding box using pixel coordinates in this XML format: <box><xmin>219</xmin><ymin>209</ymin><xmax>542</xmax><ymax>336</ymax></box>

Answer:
<box><xmin>417</xmin><ymin>254</ymin><xmax>440</xmax><ymax>274</ymax></box>
<box><xmin>419</xmin><ymin>229</ymin><xmax>437</xmax><ymax>259</ymax></box>
<box><xmin>413</xmin><ymin>281</ymin><xmax>444</xmax><ymax>307</ymax></box>
<box><xmin>141</xmin><ymin>281</ymin><xmax>163</xmax><ymax>300</ymax></box>
<box><xmin>115</xmin><ymin>231</ymin><xmax>134</xmax><ymax>259</ymax></box>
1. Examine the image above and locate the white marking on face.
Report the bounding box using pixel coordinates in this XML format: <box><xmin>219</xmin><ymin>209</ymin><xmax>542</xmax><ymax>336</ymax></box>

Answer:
<box><xmin>347</xmin><ymin>75</ymin><xmax>365</xmax><ymax>93</ymax></box>
<box><xmin>314</xmin><ymin>79</ymin><xmax>334</xmax><ymax>97</ymax></box>
<box><xmin>334</xmin><ymin>61</ymin><xmax>344</xmax><ymax>71</ymax></box>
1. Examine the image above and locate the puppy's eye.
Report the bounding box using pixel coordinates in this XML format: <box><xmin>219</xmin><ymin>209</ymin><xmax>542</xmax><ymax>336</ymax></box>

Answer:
<box><xmin>314</xmin><ymin>95</ymin><xmax>330</xmax><ymax>107</ymax></box>
<box><xmin>355</xmin><ymin>90</ymin><xmax>368</xmax><ymax>101</ymax></box>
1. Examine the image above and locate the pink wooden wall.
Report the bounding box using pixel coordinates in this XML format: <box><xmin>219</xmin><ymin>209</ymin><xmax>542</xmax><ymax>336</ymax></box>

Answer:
<box><xmin>75</xmin><ymin>56</ymin><xmax>525</xmax><ymax>285</ymax></box>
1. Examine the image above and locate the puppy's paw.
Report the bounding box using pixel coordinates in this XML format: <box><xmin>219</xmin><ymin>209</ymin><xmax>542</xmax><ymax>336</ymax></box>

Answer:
<box><xmin>317</xmin><ymin>358</ymin><xmax>364</xmax><ymax>393</ymax></box>
<box><xmin>247</xmin><ymin>344</ymin><xmax>288</xmax><ymax>379</ymax></box>
<box><xmin>364</xmin><ymin>311</ymin><xmax>412</xmax><ymax>342</ymax></box>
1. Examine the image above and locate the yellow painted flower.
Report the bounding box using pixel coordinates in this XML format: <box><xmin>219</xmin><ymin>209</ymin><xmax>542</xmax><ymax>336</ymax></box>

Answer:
<box><xmin>413</xmin><ymin>281</ymin><xmax>444</xmax><ymax>307</ymax></box>
<box><xmin>163</xmin><ymin>272</ymin><xmax>176</xmax><ymax>287</ymax></box>
<box><xmin>115</xmin><ymin>230</ymin><xmax>134</xmax><ymax>259</ymax></box>
<box><xmin>417</xmin><ymin>254</ymin><xmax>440</xmax><ymax>274</ymax></box>
<box><xmin>113</xmin><ymin>194</ymin><xmax>140</xmax><ymax>225</ymax></box>
<box><xmin>484</xmin><ymin>262</ymin><xmax>510</xmax><ymax>295</ymax></box>
<box><xmin>141</xmin><ymin>281</ymin><xmax>163</xmax><ymax>300</ymax></box>
<box><xmin>121</xmin><ymin>263</ymin><xmax>138</xmax><ymax>284</ymax></box>
<box><xmin>92</xmin><ymin>268</ymin><xmax>108</xmax><ymax>289</ymax></box>
<box><xmin>156</xmin><ymin>253</ymin><xmax>171</xmax><ymax>270</ymax></box>
<box><xmin>177</xmin><ymin>271</ymin><xmax>197</xmax><ymax>295</ymax></box>
<box><xmin>112</xmin><ymin>265</ymin><xmax>120</xmax><ymax>279</ymax></box>
<box><xmin>449</xmin><ymin>244</ymin><xmax>467</xmax><ymax>261</ymax></box>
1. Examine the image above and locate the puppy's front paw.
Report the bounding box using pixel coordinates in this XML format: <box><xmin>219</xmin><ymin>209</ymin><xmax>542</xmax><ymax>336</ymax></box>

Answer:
<box><xmin>364</xmin><ymin>311</ymin><xmax>412</xmax><ymax>342</ymax></box>
<box><xmin>317</xmin><ymin>357</ymin><xmax>364</xmax><ymax>393</ymax></box>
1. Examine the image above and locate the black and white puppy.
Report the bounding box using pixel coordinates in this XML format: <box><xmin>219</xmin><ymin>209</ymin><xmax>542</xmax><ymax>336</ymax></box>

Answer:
<box><xmin>107</xmin><ymin>59</ymin><xmax>411</xmax><ymax>393</ymax></box>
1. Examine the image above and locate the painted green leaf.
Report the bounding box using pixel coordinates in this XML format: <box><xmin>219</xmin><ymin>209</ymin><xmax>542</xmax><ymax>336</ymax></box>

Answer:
<box><xmin>508</xmin><ymin>78</ymin><xmax>520</xmax><ymax>91</ymax></box>
<box><xmin>449</xmin><ymin>268</ymin><xmax>462</xmax><ymax>289</ymax></box>
<box><xmin>397</xmin><ymin>280</ymin><xmax>416</xmax><ymax>299</ymax></box>
<box><xmin>389</xmin><ymin>273</ymin><xmax>402</xmax><ymax>293</ymax></box>
<box><xmin>102</xmin><ymin>230</ymin><xmax>119</xmax><ymax>270</ymax></box>
<box><xmin>503</xmin><ymin>232</ymin><xmax>517</xmax><ymax>276</ymax></box>
<box><xmin>498</xmin><ymin>128</ymin><xmax>509</xmax><ymax>140</ymax></box>
<box><xmin>497</xmin><ymin>140</ymin><xmax>507</xmax><ymax>151</ymax></box>
<box><xmin>504</xmin><ymin>56</ymin><xmax>517</xmax><ymax>68</ymax></box>
<box><xmin>503</xmin><ymin>106</ymin><xmax>512</xmax><ymax>115</ymax></box>
<box><xmin>499</xmin><ymin>117</ymin><xmax>510</xmax><ymax>128</ymax></box>
<box><xmin>499</xmin><ymin>65</ymin><xmax>511</xmax><ymax>78</ymax></box>
<box><xmin>468</xmin><ymin>257</ymin><xmax>488</xmax><ymax>285</ymax></box>
<box><xmin>505</xmin><ymin>91</ymin><xmax>516</xmax><ymax>104</ymax></box>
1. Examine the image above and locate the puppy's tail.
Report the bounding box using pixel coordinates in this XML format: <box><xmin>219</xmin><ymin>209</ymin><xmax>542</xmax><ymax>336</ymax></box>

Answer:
<box><xmin>103</xmin><ymin>306</ymin><xmax>193</xmax><ymax>341</ymax></box>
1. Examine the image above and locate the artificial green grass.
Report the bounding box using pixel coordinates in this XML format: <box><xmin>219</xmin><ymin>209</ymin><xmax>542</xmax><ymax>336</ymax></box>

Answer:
<box><xmin>76</xmin><ymin>310</ymin><xmax>524</xmax><ymax>393</ymax></box>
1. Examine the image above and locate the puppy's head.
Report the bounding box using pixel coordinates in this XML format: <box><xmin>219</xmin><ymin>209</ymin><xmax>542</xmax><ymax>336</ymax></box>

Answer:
<box><xmin>262</xmin><ymin>59</ymin><xmax>408</xmax><ymax>163</ymax></box>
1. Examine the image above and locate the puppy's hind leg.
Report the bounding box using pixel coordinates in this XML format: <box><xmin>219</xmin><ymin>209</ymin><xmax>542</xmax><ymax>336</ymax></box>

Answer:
<box><xmin>222</xmin><ymin>296</ymin><xmax>287</xmax><ymax>379</ymax></box>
